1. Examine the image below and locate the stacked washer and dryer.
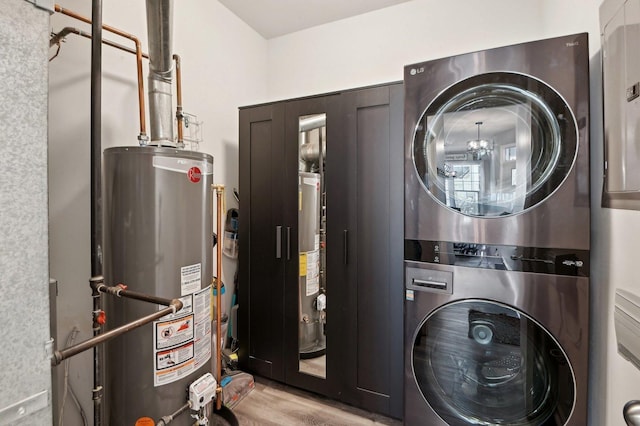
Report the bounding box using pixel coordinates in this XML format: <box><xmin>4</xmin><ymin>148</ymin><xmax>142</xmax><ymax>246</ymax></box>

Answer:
<box><xmin>403</xmin><ymin>34</ymin><xmax>590</xmax><ymax>425</ymax></box>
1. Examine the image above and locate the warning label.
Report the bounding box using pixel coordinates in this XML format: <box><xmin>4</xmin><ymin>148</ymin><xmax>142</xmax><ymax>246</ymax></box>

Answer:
<box><xmin>155</xmin><ymin>315</ymin><xmax>194</xmax><ymax>350</ymax></box>
<box><xmin>299</xmin><ymin>253</ymin><xmax>307</xmax><ymax>277</ymax></box>
<box><xmin>181</xmin><ymin>263</ymin><xmax>201</xmax><ymax>296</ymax></box>
<box><xmin>156</xmin><ymin>342</ymin><xmax>194</xmax><ymax>370</ymax></box>
<box><xmin>193</xmin><ymin>286</ymin><xmax>211</xmax><ymax>367</ymax></box>
<box><xmin>155</xmin><ymin>359</ymin><xmax>196</xmax><ymax>386</ymax></box>
<box><xmin>306</xmin><ymin>249</ymin><xmax>320</xmax><ymax>296</ymax></box>
<box><xmin>153</xmin><ymin>285</ymin><xmax>211</xmax><ymax>387</ymax></box>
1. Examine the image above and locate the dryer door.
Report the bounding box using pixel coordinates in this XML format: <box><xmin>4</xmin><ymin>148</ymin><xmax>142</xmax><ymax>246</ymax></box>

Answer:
<box><xmin>412</xmin><ymin>300</ymin><xmax>575</xmax><ymax>425</ymax></box>
<box><xmin>412</xmin><ymin>72</ymin><xmax>577</xmax><ymax>218</ymax></box>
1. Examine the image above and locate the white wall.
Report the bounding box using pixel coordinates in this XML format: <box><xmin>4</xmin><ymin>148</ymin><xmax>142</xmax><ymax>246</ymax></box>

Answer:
<box><xmin>48</xmin><ymin>1</ymin><xmax>267</xmax><ymax>423</ymax></box>
<box><xmin>266</xmin><ymin>0</ymin><xmax>546</xmax><ymax>100</ymax></box>
<box><xmin>264</xmin><ymin>1</ymin><xmax>623</xmax><ymax>425</ymax></box>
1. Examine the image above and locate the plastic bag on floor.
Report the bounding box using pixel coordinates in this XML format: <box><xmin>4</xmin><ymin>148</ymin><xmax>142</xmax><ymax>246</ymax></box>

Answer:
<box><xmin>222</xmin><ymin>371</ymin><xmax>255</xmax><ymax>409</ymax></box>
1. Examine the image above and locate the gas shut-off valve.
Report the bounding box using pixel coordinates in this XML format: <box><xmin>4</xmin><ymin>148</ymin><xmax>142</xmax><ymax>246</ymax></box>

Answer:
<box><xmin>189</xmin><ymin>373</ymin><xmax>218</xmax><ymax>425</ymax></box>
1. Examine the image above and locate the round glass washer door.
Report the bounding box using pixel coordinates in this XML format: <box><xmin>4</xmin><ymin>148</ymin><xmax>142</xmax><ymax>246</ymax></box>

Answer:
<box><xmin>412</xmin><ymin>300</ymin><xmax>575</xmax><ymax>425</ymax></box>
<box><xmin>413</xmin><ymin>72</ymin><xmax>577</xmax><ymax>217</ymax></box>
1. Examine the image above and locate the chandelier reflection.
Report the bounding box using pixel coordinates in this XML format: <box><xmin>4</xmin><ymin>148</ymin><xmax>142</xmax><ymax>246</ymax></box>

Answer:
<box><xmin>467</xmin><ymin>121</ymin><xmax>493</xmax><ymax>159</ymax></box>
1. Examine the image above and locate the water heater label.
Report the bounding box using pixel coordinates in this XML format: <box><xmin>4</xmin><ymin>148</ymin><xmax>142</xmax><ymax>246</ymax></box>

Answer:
<box><xmin>155</xmin><ymin>315</ymin><xmax>194</xmax><ymax>350</ymax></box>
<box><xmin>192</xmin><ymin>286</ymin><xmax>212</xmax><ymax>367</ymax></box>
<box><xmin>153</xmin><ymin>285</ymin><xmax>212</xmax><ymax>387</ymax></box>
<box><xmin>156</xmin><ymin>342</ymin><xmax>194</xmax><ymax>370</ymax></box>
<box><xmin>181</xmin><ymin>263</ymin><xmax>201</xmax><ymax>296</ymax></box>
<box><xmin>299</xmin><ymin>253</ymin><xmax>307</xmax><ymax>277</ymax></box>
<box><xmin>305</xmin><ymin>249</ymin><xmax>320</xmax><ymax>296</ymax></box>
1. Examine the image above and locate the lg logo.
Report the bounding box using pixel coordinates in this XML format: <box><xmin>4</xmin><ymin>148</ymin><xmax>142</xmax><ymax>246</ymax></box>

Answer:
<box><xmin>409</xmin><ymin>67</ymin><xmax>424</xmax><ymax>76</ymax></box>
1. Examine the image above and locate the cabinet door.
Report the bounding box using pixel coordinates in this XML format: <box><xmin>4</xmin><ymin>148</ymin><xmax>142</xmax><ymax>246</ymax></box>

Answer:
<box><xmin>282</xmin><ymin>95</ymin><xmax>341</xmax><ymax>397</ymax></box>
<box><xmin>238</xmin><ymin>103</ymin><xmax>286</xmax><ymax>381</ymax></box>
<box><xmin>335</xmin><ymin>83</ymin><xmax>404</xmax><ymax>418</ymax></box>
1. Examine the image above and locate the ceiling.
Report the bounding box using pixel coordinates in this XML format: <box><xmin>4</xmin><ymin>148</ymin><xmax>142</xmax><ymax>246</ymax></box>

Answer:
<box><xmin>218</xmin><ymin>0</ymin><xmax>413</xmax><ymax>39</ymax></box>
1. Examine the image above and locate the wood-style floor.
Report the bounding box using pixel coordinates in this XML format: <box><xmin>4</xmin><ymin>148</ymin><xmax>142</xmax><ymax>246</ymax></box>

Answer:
<box><xmin>232</xmin><ymin>377</ymin><xmax>402</xmax><ymax>426</ymax></box>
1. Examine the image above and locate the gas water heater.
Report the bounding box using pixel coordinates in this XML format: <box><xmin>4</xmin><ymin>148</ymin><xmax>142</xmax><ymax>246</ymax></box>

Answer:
<box><xmin>103</xmin><ymin>146</ymin><xmax>214</xmax><ymax>425</ymax></box>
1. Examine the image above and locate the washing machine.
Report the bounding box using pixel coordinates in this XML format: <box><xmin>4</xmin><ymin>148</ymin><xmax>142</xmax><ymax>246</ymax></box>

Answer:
<box><xmin>404</xmin><ymin>261</ymin><xmax>589</xmax><ymax>425</ymax></box>
<box><xmin>404</xmin><ymin>33</ymin><xmax>590</xmax><ymax>254</ymax></box>
<box><xmin>403</xmin><ymin>33</ymin><xmax>590</xmax><ymax>425</ymax></box>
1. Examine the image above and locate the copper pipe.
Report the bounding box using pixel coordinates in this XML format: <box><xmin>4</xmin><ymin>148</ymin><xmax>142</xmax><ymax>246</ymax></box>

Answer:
<box><xmin>54</xmin><ymin>4</ymin><xmax>148</xmax><ymax>143</ymax></box>
<box><xmin>50</xmin><ymin>26</ymin><xmax>149</xmax><ymax>59</ymax></box>
<box><xmin>213</xmin><ymin>184</ymin><xmax>225</xmax><ymax>411</ymax></box>
<box><xmin>173</xmin><ymin>54</ymin><xmax>184</xmax><ymax>148</ymax></box>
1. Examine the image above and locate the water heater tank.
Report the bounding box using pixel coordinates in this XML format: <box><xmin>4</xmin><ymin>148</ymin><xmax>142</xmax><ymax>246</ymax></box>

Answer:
<box><xmin>103</xmin><ymin>146</ymin><xmax>213</xmax><ymax>425</ymax></box>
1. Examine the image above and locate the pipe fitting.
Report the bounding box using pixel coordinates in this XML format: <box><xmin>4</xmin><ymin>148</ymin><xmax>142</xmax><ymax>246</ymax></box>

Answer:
<box><xmin>138</xmin><ymin>133</ymin><xmax>150</xmax><ymax>146</ymax></box>
<box><xmin>156</xmin><ymin>401</ymin><xmax>191</xmax><ymax>425</ymax></box>
<box><xmin>170</xmin><ymin>298</ymin><xmax>183</xmax><ymax>313</ymax></box>
<box><xmin>51</xmin><ymin>350</ymin><xmax>63</xmax><ymax>366</ymax></box>
<box><xmin>90</xmin><ymin>275</ymin><xmax>105</xmax><ymax>285</ymax></box>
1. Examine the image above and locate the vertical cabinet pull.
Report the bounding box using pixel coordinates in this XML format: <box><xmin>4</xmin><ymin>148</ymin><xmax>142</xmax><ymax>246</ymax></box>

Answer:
<box><xmin>343</xmin><ymin>229</ymin><xmax>349</xmax><ymax>264</ymax></box>
<box><xmin>286</xmin><ymin>227</ymin><xmax>291</xmax><ymax>260</ymax></box>
<box><xmin>276</xmin><ymin>226</ymin><xmax>282</xmax><ymax>259</ymax></box>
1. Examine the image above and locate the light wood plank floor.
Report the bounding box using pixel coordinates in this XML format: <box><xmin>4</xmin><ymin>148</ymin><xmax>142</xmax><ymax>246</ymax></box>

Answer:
<box><xmin>232</xmin><ymin>377</ymin><xmax>402</xmax><ymax>426</ymax></box>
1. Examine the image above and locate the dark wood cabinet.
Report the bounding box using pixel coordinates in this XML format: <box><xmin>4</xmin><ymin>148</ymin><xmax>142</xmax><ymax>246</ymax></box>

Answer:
<box><xmin>238</xmin><ymin>82</ymin><xmax>403</xmax><ymax>419</ymax></box>
<box><xmin>335</xmin><ymin>84</ymin><xmax>404</xmax><ymax>417</ymax></box>
<box><xmin>238</xmin><ymin>103</ymin><xmax>286</xmax><ymax>382</ymax></box>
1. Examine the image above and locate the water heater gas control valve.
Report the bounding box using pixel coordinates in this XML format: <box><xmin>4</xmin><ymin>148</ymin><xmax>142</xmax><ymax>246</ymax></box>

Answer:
<box><xmin>189</xmin><ymin>373</ymin><xmax>217</xmax><ymax>411</ymax></box>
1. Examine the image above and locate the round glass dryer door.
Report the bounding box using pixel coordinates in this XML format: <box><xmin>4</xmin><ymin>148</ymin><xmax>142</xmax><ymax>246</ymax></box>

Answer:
<box><xmin>413</xmin><ymin>72</ymin><xmax>577</xmax><ymax>217</ymax></box>
<box><xmin>412</xmin><ymin>300</ymin><xmax>575</xmax><ymax>425</ymax></box>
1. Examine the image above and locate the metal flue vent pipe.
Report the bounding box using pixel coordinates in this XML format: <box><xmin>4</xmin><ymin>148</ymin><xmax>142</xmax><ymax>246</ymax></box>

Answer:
<box><xmin>145</xmin><ymin>0</ymin><xmax>174</xmax><ymax>146</ymax></box>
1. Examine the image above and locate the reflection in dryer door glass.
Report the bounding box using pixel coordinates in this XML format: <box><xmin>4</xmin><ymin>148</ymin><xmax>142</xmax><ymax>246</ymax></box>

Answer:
<box><xmin>412</xmin><ymin>72</ymin><xmax>578</xmax><ymax>218</ymax></box>
<box><xmin>412</xmin><ymin>300</ymin><xmax>575</xmax><ymax>425</ymax></box>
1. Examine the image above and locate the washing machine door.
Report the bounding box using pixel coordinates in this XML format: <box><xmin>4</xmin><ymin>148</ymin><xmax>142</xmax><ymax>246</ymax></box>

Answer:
<box><xmin>412</xmin><ymin>300</ymin><xmax>575</xmax><ymax>425</ymax></box>
<box><xmin>412</xmin><ymin>72</ymin><xmax>577</xmax><ymax>218</ymax></box>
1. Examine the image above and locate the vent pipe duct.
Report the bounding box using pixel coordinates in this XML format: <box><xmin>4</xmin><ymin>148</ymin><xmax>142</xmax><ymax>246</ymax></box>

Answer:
<box><xmin>145</xmin><ymin>0</ymin><xmax>174</xmax><ymax>146</ymax></box>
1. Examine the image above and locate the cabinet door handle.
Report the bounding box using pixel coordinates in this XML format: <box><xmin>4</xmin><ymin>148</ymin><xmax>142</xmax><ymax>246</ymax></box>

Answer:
<box><xmin>343</xmin><ymin>229</ymin><xmax>348</xmax><ymax>264</ymax></box>
<box><xmin>286</xmin><ymin>227</ymin><xmax>291</xmax><ymax>260</ymax></box>
<box><xmin>276</xmin><ymin>226</ymin><xmax>282</xmax><ymax>259</ymax></box>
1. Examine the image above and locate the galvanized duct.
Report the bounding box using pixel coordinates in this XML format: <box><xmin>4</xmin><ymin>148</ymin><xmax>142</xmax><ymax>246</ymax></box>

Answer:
<box><xmin>145</xmin><ymin>0</ymin><xmax>174</xmax><ymax>146</ymax></box>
